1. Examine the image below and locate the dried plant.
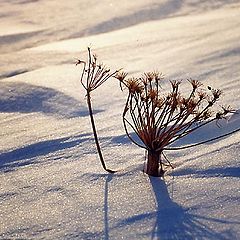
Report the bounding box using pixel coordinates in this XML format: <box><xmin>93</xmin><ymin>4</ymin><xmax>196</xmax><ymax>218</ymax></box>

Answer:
<box><xmin>77</xmin><ymin>47</ymin><xmax>120</xmax><ymax>173</ymax></box>
<box><xmin>77</xmin><ymin>49</ymin><xmax>239</xmax><ymax>177</ymax></box>
<box><xmin>115</xmin><ymin>72</ymin><xmax>237</xmax><ymax>176</ymax></box>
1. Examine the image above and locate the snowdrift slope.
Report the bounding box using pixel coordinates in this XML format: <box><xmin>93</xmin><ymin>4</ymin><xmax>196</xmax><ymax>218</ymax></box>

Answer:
<box><xmin>0</xmin><ymin>1</ymin><xmax>240</xmax><ymax>239</ymax></box>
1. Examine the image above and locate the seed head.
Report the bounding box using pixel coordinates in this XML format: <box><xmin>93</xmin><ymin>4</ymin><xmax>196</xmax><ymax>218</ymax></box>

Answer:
<box><xmin>197</xmin><ymin>90</ymin><xmax>207</xmax><ymax>101</ymax></box>
<box><xmin>144</xmin><ymin>72</ymin><xmax>155</xmax><ymax>82</ymax></box>
<box><xmin>212</xmin><ymin>89</ymin><xmax>222</xmax><ymax>100</ymax></box>
<box><xmin>147</xmin><ymin>89</ymin><xmax>158</xmax><ymax>100</ymax></box>
<box><xmin>170</xmin><ymin>80</ymin><xmax>182</xmax><ymax>90</ymax></box>
<box><xmin>188</xmin><ymin>79</ymin><xmax>202</xmax><ymax>90</ymax></box>
<box><xmin>115</xmin><ymin>71</ymin><xmax>128</xmax><ymax>82</ymax></box>
<box><xmin>126</xmin><ymin>78</ymin><xmax>143</xmax><ymax>94</ymax></box>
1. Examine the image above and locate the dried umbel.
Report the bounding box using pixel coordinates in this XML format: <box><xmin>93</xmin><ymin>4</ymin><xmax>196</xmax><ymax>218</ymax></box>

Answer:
<box><xmin>77</xmin><ymin>48</ymin><xmax>119</xmax><ymax>92</ymax></box>
<box><xmin>77</xmin><ymin>48</ymin><xmax>120</xmax><ymax>173</ymax></box>
<box><xmin>116</xmin><ymin>72</ymin><xmax>234</xmax><ymax>176</ymax></box>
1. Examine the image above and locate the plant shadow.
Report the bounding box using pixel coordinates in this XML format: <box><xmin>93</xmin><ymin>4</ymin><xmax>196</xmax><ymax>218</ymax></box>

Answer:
<box><xmin>78</xmin><ymin>169</ymin><xmax>239</xmax><ymax>239</ymax></box>
<box><xmin>172</xmin><ymin>166</ymin><xmax>240</xmax><ymax>178</ymax></box>
<box><xmin>0</xmin><ymin>133</ymin><xmax>92</xmax><ymax>172</ymax></box>
<box><xmin>104</xmin><ymin>174</ymin><xmax>113</xmax><ymax>240</ymax></box>
<box><xmin>0</xmin><ymin>82</ymin><xmax>102</xmax><ymax>118</ymax></box>
<box><xmin>149</xmin><ymin>177</ymin><xmax>239</xmax><ymax>240</ymax></box>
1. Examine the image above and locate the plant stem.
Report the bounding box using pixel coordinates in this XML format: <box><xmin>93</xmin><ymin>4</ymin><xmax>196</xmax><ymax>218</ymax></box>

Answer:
<box><xmin>86</xmin><ymin>91</ymin><xmax>116</xmax><ymax>173</ymax></box>
<box><xmin>164</xmin><ymin>126</ymin><xmax>240</xmax><ymax>150</ymax></box>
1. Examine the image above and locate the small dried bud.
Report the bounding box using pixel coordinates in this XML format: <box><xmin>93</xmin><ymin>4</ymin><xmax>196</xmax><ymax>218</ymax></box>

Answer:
<box><xmin>212</xmin><ymin>89</ymin><xmax>222</xmax><ymax>100</ymax></box>
<box><xmin>104</xmin><ymin>69</ymin><xmax>110</xmax><ymax>74</ymax></box>
<box><xmin>197</xmin><ymin>90</ymin><xmax>207</xmax><ymax>100</ymax></box>
<box><xmin>97</xmin><ymin>64</ymin><xmax>103</xmax><ymax>69</ymax></box>
<box><xmin>93</xmin><ymin>54</ymin><xmax>97</xmax><ymax>61</ymax></box>
<box><xmin>148</xmin><ymin>89</ymin><xmax>158</xmax><ymax>100</ymax></box>
<box><xmin>188</xmin><ymin>79</ymin><xmax>202</xmax><ymax>90</ymax></box>
<box><xmin>208</xmin><ymin>101</ymin><xmax>213</xmax><ymax>106</ymax></box>
<box><xmin>126</xmin><ymin>78</ymin><xmax>143</xmax><ymax>94</ymax></box>
<box><xmin>170</xmin><ymin>80</ymin><xmax>182</xmax><ymax>90</ymax></box>
<box><xmin>216</xmin><ymin>112</ymin><xmax>224</xmax><ymax>119</ymax></box>
<box><xmin>115</xmin><ymin>71</ymin><xmax>128</xmax><ymax>82</ymax></box>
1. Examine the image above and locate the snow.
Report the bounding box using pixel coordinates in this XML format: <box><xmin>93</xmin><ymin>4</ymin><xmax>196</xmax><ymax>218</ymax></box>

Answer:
<box><xmin>0</xmin><ymin>0</ymin><xmax>240</xmax><ymax>239</ymax></box>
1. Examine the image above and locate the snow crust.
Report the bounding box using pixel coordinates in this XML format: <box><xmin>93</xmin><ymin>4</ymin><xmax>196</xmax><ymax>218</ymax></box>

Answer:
<box><xmin>0</xmin><ymin>1</ymin><xmax>240</xmax><ymax>239</ymax></box>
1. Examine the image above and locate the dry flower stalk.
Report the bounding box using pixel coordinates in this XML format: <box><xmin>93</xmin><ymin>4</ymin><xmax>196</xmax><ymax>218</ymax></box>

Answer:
<box><xmin>77</xmin><ymin>47</ymin><xmax>120</xmax><ymax>173</ymax></box>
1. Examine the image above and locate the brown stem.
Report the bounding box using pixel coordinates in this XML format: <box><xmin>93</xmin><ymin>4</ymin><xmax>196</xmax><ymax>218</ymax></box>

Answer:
<box><xmin>164</xmin><ymin>126</ymin><xmax>240</xmax><ymax>151</ymax></box>
<box><xmin>86</xmin><ymin>91</ymin><xmax>116</xmax><ymax>173</ymax></box>
<box><xmin>144</xmin><ymin>150</ymin><xmax>165</xmax><ymax>177</ymax></box>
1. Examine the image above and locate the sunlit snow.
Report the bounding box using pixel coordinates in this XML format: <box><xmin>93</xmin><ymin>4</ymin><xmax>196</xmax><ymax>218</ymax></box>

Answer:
<box><xmin>0</xmin><ymin>1</ymin><xmax>240</xmax><ymax>239</ymax></box>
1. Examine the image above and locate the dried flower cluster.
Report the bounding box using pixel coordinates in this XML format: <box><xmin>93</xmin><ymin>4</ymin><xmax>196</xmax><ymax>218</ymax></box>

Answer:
<box><xmin>115</xmin><ymin>71</ymin><xmax>233</xmax><ymax>176</ymax></box>
<box><xmin>77</xmin><ymin>47</ymin><xmax>120</xmax><ymax>92</ymax></box>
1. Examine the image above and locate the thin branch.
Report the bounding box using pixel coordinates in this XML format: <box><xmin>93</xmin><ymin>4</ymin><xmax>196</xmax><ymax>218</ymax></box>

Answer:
<box><xmin>164</xmin><ymin>127</ymin><xmax>240</xmax><ymax>150</ymax></box>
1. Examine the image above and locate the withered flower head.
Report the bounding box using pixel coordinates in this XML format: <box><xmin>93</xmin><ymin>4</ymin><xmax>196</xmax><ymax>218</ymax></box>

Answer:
<box><xmin>188</xmin><ymin>79</ymin><xmax>202</xmax><ymax>90</ymax></box>
<box><xmin>168</xmin><ymin>92</ymin><xmax>181</xmax><ymax>107</ymax></box>
<box><xmin>155</xmin><ymin>97</ymin><xmax>165</xmax><ymax>109</ymax></box>
<box><xmin>126</xmin><ymin>78</ymin><xmax>143</xmax><ymax>94</ymax></box>
<box><xmin>186</xmin><ymin>98</ymin><xmax>198</xmax><ymax>113</ymax></box>
<box><xmin>180</xmin><ymin>97</ymin><xmax>188</xmax><ymax>107</ymax></box>
<box><xmin>212</xmin><ymin>89</ymin><xmax>222</xmax><ymax>100</ymax></box>
<box><xmin>79</xmin><ymin>48</ymin><xmax>120</xmax><ymax>92</ymax></box>
<box><xmin>141</xmin><ymin>71</ymin><xmax>164</xmax><ymax>86</ymax></box>
<box><xmin>152</xmin><ymin>71</ymin><xmax>164</xmax><ymax>82</ymax></box>
<box><xmin>197</xmin><ymin>90</ymin><xmax>207</xmax><ymax>100</ymax></box>
<box><xmin>147</xmin><ymin>89</ymin><xmax>158</xmax><ymax>100</ymax></box>
<box><xmin>115</xmin><ymin>71</ymin><xmax>128</xmax><ymax>82</ymax></box>
<box><xmin>144</xmin><ymin>72</ymin><xmax>155</xmax><ymax>82</ymax></box>
<box><xmin>170</xmin><ymin>80</ymin><xmax>182</xmax><ymax>90</ymax></box>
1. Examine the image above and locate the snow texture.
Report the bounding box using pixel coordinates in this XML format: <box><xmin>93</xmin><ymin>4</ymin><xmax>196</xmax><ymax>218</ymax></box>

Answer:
<box><xmin>0</xmin><ymin>0</ymin><xmax>240</xmax><ymax>239</ymax></box>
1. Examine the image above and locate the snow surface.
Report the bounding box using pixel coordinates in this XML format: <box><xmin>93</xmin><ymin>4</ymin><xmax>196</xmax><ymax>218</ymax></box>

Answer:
<box><xmin>0</xmin><ymin>0</ymin><xmax>240</xmax><ymax>239</ymax></box>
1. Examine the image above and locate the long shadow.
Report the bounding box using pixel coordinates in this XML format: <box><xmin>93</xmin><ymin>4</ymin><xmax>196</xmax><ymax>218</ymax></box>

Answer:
<box><xmin>80</xmin><ymin>172</ymin><xmax>127</xmax><ymax>240</ymax></box>
<box><xmin>104</xmin><ymin>174</ymin><xmax>113</xmax><ymax>240</ymax></box>
<box><xmin>149</xmin><ymin>177</ymin><xmax>239</xmax><ymax>240</ymax></box>
<box><xmin>0</xmin><ymin>133</ymin><xmax>91</xmax><ymax>172</ymax></box>
<box><xmin>0</xmin><ymin>82</ymin><xmax>102</xmax><ymax>118</ymax></box>
<box><xmin>172</xmin><ymin>166</ymin><xmax>240</xmax><ymax>178</ymax></box>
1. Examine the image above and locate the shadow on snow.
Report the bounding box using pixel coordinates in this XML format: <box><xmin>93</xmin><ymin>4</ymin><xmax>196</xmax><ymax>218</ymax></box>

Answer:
<box><xmin>172</xmin><ymin>166</ymin><xmax>240</xmax><ymax>178</ymax></box>
<box><xmin>0</xmin><ymin>82</ymin><xmax>102</xmax><ymax>118</ymax></box>
<box><xmin>0</xmin><ymin>133</ymin><xmax>91</xmax><ymax>172</ymax></box>
<box><xmin>83</xmin><ymin>170</ymin><xmax>239</xmax><ymax>239</ymax></box>
<box><xmin>110</xmin><ymin>177</ymin><xmax>239</xmax><ymax>240</ymax></box>
<box><xmin>149</xmin><ymin>177</ymin><xmax>239</xmax><ymax>239</ymax></box>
